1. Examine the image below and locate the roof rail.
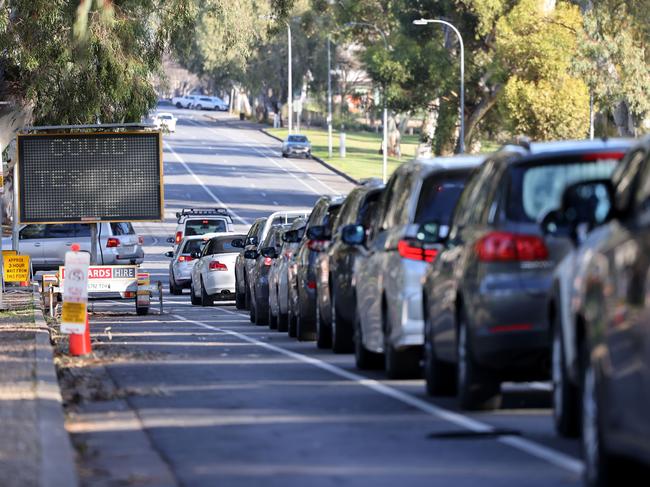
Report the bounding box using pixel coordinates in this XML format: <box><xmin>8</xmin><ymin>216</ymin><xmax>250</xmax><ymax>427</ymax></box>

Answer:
<box><xmin>176</xmin><ymin>208</ymin><xmax>231</xmax><ymax>221</ymax></box>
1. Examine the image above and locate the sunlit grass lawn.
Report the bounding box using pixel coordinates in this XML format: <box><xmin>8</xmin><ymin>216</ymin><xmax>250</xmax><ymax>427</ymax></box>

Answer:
<box><xmin>268</xmin><ymin>127</ymin><xmax>420</xmax><ymax>180</ymax></box>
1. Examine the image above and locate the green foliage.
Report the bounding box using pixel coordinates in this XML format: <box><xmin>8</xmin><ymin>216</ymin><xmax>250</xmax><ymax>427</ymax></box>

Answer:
<box><xmin>0</xmin><ymin>0</ymin><xmax>196</xmax><ymax>125</ymax></box>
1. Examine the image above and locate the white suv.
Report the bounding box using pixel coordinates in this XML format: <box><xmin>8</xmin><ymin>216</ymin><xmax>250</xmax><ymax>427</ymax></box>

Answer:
<box><xmin>172</xmin><ymin>95</ymin><xmax>197</xmax><ymax>109</ymax></box>
<box><xmin>168</xmin><ymin>208</ymin><xmax>235</xmax><ymax>248</ymax></box>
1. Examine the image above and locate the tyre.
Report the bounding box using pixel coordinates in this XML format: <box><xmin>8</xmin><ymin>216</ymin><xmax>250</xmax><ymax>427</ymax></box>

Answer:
<box><xmin>200</xmin><ymin>279</ymin><xmax>214</xmax><ymax>306</ymax></box>
<box><xmin>169</xmin><ymin>275</ymin><xmax>182</xmax><ymax>295</ymax></box>
<box><xmin>288</xmin><ymin>299</ymin><xmax>297</xmax><ymax>337</ymax></box>
<box><xmin>552</xmin><ymin>320</ymin><xmax>580</xmax><ymax>437</ymax></box>
<box><xmin>175</xmin><ymin>102</ymin><xmax>182</xmax><ymax>108</ymax></box>
<box><xmin>456</xmin><ymin>312</ymin><xmax>501</xmax><ymax>410</ymax></box>
<box><xmin>354</xmin><ymin>312</ymin><xmax>383</xmax><ymax>370</ymax></box>
<box><xmin>296</xmin><ymin>300</ymin><xmax>315</xmax><ymax>341</ymax></box>
<box><xmin>235</xmin><ymin>290</ymin><xmax>246</xmax><ymax>309</ymax></box>
<box><xmin>190</xmin><ymin>282</ymin><xmax>201</xmax><ymax>305</ymax></box>
<box><xmin>249</xmin><ymin>287</ymin><xmax>256</xmax><ymax>324</ymax></box>
<box><xmin>254</xmin><ymin>290</ymin><xmax>268</xmax><ymax>326</ymax></box>
<box><xmin>424</xmin><ymin>312</ymin><xmax>455</xmax><ymax>396</ymax></box>
<box><xmin>195</xmin><ymin>104</ymin><xmax>202</xmax><ymax>110</ymax></box>
<box><xmin>315</xmin><ymin>300</ymin><xmax>332</xmax><ymax>349</ymax></box>
<box><xmin>331</xmin><ymin>291</ymin><xmax>353</xmax><ymax>353</ymax></box>
<box><xmin>277</xmin><ymin>312</ymin><xmax>288</xmax><ymax>332</ymax></box>
<box><xmin>269</xmin><ymin>305</ymin><xmax>278</xmax><ymax>330</ymax></box>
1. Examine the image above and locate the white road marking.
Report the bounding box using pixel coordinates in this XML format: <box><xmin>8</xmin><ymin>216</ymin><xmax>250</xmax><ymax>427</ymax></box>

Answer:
<box><xmin>171</xmin><ymin>310</ymin><xmax>585</xmax><ymax>477</ymax></box>
<box><xmin>261</xmin><ymin>192</ymin><xmax>267</xmax><ymax>197</ymax></box>
<box><xmin>273</xmin><ymin>201</ymin><xmax>279</xmax><ymax>206</ymax></box>
<box><xmin>163</xmin><ymin>141</ymin><xmax>249</xmax><ymax>226</ymax></box>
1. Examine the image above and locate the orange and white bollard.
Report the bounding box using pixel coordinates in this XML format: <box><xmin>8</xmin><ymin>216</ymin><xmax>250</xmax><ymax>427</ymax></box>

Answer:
<box><xmin>69</xmin><ymin>314</ymin><xmax>92</xmax><ymax>356</ymax></box>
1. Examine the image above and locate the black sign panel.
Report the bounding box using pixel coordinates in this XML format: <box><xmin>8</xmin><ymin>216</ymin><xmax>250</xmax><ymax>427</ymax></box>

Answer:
<box><xmin>18</xmin><ymin>132</ymin><xmax>163</xmax><ymax>223</ymax></box>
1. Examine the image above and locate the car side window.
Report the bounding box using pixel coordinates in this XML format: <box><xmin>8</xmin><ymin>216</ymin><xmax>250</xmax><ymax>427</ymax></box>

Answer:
<box><xmin>632</xmin><ymin>150</ymin><xmax>650</xmax><ymax>221</ymax></box>
<box><xmin>202</xmin><ymin>240</ymin><xmax>214</xmax><ymax>256</ymax></box>
<box><xmin>614</xmin><ymin>149</ymin><xmax>645</xmax><ymax>214</ymax></box>
<box><xmin>45</xmin><ymin>224</ymin><xmax>75</xmax><ymax>238</ymax></box>
<box><xmin>382</xmin><ymin>172</ymin><xmax>412</xmax><ymax>230</ymax></box>
<box><xmin>19</xmin><ymin>224</ymin><xmax>47</xmax><ymax>240</ymax></box>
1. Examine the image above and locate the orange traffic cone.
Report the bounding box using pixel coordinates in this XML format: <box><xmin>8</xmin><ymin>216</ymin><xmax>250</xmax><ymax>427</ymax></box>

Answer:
<box><xmin>70</xmin><ymin>314</ymin><xmax>92</xmax><ymax>356</ymax></box>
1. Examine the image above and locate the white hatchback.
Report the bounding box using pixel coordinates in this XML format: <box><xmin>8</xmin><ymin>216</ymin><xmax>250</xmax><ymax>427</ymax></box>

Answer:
<box><xmin>190</xmin><ymin>234</ymin><xmax>246</xmax><ymax>306</ymax></box>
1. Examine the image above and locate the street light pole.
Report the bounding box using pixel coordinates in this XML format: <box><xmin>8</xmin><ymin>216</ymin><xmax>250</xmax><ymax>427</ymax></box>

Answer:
<box><xmin>413</xmin><ymin>18</ymin><xmax>465</xmax><ymax>154</ymax></box>
<box><xmin>345</xmin><ymin>22</ymin><xmax>389</xmax><ymax>183</ymax></box>
<box><xmin>287</xmin><ymin>22</ymin><xmax>293</xmax><ymax>134</ymax></box>
<box><xmin>327</xmin><ymin>35</ymin><xmax>333</xmax><ymax>158</ymax></box>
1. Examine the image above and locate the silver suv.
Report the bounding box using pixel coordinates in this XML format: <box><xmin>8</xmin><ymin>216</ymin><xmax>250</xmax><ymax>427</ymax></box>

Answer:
<box><xmin>169</xmin><ymin>208</ymin><xmax>234</xmax><ymax>247</ymax></box>
<box><xmin>3</xmin><ymin>222</ymin><xmax>144</xmax><ymax>271</ymax></box>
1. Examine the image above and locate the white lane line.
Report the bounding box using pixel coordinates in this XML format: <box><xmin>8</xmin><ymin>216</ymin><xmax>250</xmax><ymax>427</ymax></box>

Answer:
<box><xmin>163</xmin><ymin>141</ymin><xmax>249</xmax><ymax>226</ymax></box>
<box><xmin>172</xmin><ymin>310</ymin><xmax>584</xmax><ymax>476</ymax></box>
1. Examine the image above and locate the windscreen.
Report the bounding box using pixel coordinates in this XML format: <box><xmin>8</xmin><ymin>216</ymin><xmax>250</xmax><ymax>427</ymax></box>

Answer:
<box><xmin>414</xmin><ymin>177</ymin><xmax>467</xmax><ymax>225</ymax></box>
<box><xmin>185</xmin><ymin>219</ymin><xmax>227</xmax><ymax>236</ymax></box>
<box><xmin>181</xmin><ymin>239</ymin><xmax>205</xmax><ymax>255</ymax></box>
<box><xmin>507</xmin><ymin>157</ymin><xmax>620</xmax><ymax>223</ymax></box>
<box><xmin>288</xmin><ymin>136</ymin><xmax>308</xmax><ymax>143</ymax></box>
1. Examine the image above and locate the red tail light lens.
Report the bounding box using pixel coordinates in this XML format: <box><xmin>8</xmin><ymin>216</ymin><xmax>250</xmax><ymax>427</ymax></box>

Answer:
<box><xmin>397</xmin><ymin>239</ymin><xmax>438</xmax><ymax>263</ymax></box>
<box><xmin>263</xmin><ymin>257</ymin><xmax>273</xmax><ymax>266</ymax></box>
<box><xmin>307</xmin><ymin>280</ymin><xmax>317</xmax><ymax>289</ymax></box>
<box><xmin>475</xmin><ymin>232</ymin><xmax>548</xmax><ymax>262</ymax></box>
<box><xmin>307</xmin><ymin>239</ymin><xmax>326</xmax><ymax>252</ymax></box>
<box><xmin>178</xmin><ymin>255</ymin><xmax>194</xmax><ymax>262</ymax></box>
<box><xmin>581</xmin><ymin>152</ymin><xmax>625</xmax><ymax>161</ymax></box>
<box><xmin>175</xmin><ymin>231</ymin><xmax>183</xmax><ymax>244</ymax></box>
<box><xmin>209</xmin><ymin>261</ymin><xmax>227</xmax><ymax>271</ymax></box>
<box><xmin>106</xmin><ymin>237</ymin><xmax>120</xmax><ymax>248</ymax></box>
<box><xmin>138</xmin><ymin>236</ymin><xmax>144</xmax><ymax>245</ymax></box>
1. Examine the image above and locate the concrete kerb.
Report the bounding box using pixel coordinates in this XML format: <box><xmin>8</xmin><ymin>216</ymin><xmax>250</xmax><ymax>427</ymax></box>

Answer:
<box><xmin>32</xmin><ymin>285</ymin><xmax>79</xmax><ymax>487</ymax></box>
<box><xmin>200</xmin><ymin>113</ymin><xmax>359</xmax><ymax>185</ymax></box>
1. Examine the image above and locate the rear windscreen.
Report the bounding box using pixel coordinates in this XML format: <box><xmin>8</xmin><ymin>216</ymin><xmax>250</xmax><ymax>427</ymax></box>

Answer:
<box><xmin>208</xmin><ymin>237</ymin><xmax>244</xmax><ymax>254</ymax></box>
<box><xmin>185</xmin><ymin>219</ymin><xmax>227</xmax><ymax>236</ymax></box>
<box><xmin>507</xmin><ymin>158</ymin><xmax>619</xmax><ymax>222</ymax></box>
<box><xmin>415</xmin><ymin>178</ymin><xmax>466</xmax><ymax>225</ymax></box>
<box><xmin>110</xmin><ymin>222</ymin><xmax>135</xmax><ymax>235</ymax></box>
<box><xmin>182</xmin><ymin>239</ymin><xmax>205</xmax><ymax>254</ymax></box>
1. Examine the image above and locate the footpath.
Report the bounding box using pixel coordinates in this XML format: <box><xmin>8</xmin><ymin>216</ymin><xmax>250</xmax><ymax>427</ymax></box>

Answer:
<box><xmin>0</xmin><ymin>289</ymin><xmax>78</xmax><ymax>487</ymax></box>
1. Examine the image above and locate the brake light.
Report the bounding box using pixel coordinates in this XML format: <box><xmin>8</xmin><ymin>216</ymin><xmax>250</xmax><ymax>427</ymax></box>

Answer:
<box><xmin>490</xmin><ymin>323</ymin><xmax>533</xmax><ymax>333</ymax></box>
<box><xmin>475</xmin><ymin>232</ymin><xmax>548</xmax><ymax>262</ymax></box>
<box><xmin>263</xmin><ymin>257</ymin><xmax>273</xmax><ymax>266</ymax></box>
<box><xmin>307</xmin><ymin>280</ymin><xmax>317</xmax><ymax>289</ymax></box>
<box><xmin>581</xmin><ymin>152</ymin><xmax>625</xmax><ymax>161</ymax></box>
<box><xmin>175</xmin><ymin>231</ymin><xmax>183</xmax><ymax>244</ymax></box>
<box><xmin>307</xmin><ymin>239</ymin><xmax>326</xmax><ymax>252</ymax></box>
<box><xmin>138</xmin><ymin>235</ymin><xmax>144</xmax><ymax>245</ymax></box>
<box><xmin>178</xmin><ymin>255</ymin><xmax>194</xmax><ymax>262</ymax></box>
<box><xmin>106</xmin><ymin>237</ymin><xmax>120</xmax><ymax>248</ymax></box>
<box><xmin>209</xmin><ymin>261</ymin><xmax>227</xmax><ymax>271</ymax></box>
<box><xmin>397</xmin><ymin>239</ymin><xmax>438</xmax><ymax>263</ymax></box>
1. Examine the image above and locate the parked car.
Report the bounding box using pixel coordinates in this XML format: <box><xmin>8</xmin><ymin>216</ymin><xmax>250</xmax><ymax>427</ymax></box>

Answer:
<box><xmin>190</xmin><ymin>96</ymin><xmax>225</xmax><ymax>111</ymax></box>
<box><xmin>292</xmin><ymin>196</ymin><xmax>345</xmax><ymax>340</ymax></box>
<box><xmin>3</xmin><ymin>222</ymin><xmax>145</xmax><ymax>271</ymax></box>
<box><xmin>281</xmin><ymin>134</ymin><xmax>312</xmax><ymax>158</ymax></box>
<box><xmin>234</xmin><ymin>217</ymin><xmax>267</xmax><ymax>309</ymax></box>
<box><xmin>346</xmin><ymin>156</ymin><xmax>483</xmax><ymax>379</ymax></box>
<box><xmin>168</xmin><ymin>208</ymin><xmax>234</xmax><ymax>248</ymax></box>
<box><xmin>248</xmin><ymin>224</ymin><xmax>291</xmax><ymax>325</ymax></box>
<box><xmin>165</xmin><ymin>234</ymin><xmax>219</xmax><ymax>295</ymax></box>
<box><xmin>151</xmin><ymin>112</ymin><xmax>177</xmax><ymax>132</ymax></box>
<box><xmin>172</xmin><ymin>95</ymin><xmax>197</xmax><ymax>108</ymax></box>
<box><xmin>548</xmin><ymin>136</ymin><xmax>650</xmax><ymax>487</ymax></box>
<box><xmin>188</xmin><ymin>233</ymin><xmax>245</xmax><ymax>305</ymax></box>
<box><xmin>268</xmin><ymin>217</ymin><xmax>307</xmax><ymax>332</ymax></box>
<box><xmin>315</xmin><ymin>181</ymin><xmax>384</xmax><ymax>351</ymax></box>
<box><xmin>422</xmin><ymin>138</ymin><xmax>633</xmax><ymax>410</ymax></box>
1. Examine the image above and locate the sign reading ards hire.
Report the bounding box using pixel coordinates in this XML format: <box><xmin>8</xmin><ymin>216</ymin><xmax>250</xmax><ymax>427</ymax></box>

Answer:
<box><xmin>17</xmin><ymin>132</ymin><xmax>163</xmax><ymax>223</ymax></box>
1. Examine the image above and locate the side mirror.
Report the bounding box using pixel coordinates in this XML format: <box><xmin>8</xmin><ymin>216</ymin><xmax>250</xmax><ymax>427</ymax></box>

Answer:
<box><xmin>307</xmin><ymin>225</ymin><xmax>327</xmax><ymax>241</ymax></box>
<box><xmin>341</xmin><ymin>224</ymin><xmax>365</xmax><ymax>246</ymax></box>
<box><xmin>282</xmin><ymin>229</ymin><xmax>300</xmax><ymax>243</ymax></box>
<box><xmin>191</xmin><ymin>251</ymin><xmax>201</xmax><ymax>259</ymax></box>
<box><xmin>260</xmin><ymin>247</ymin><xmax>278</xmax><ymax>259</ymax></box>
<box><xmin>164</xmin><ymin>251</ymin><xmax>174</xmax><ymax>258</ymax></box>
<box><xmin>166</xmin><ymin>236</ymin><xmax>175</xmax><ymax>244</ymax></box>
<box><xmin>244</xmin><ymin>249</ymin><xmax>258</xmax><ymax>259</ymax></box>
<box><xmin>231</xmin><ymin>238</ymin><xmax>244</xmax><ymax>248</ymax></box>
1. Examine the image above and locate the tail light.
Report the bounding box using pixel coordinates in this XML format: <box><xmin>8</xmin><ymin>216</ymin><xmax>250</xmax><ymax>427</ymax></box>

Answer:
<box><xmin>106</xmin><ymin>237</ymin><xmax>120</xmax><ymax>248</ymax></box>
<box><xmin>307</xmin><ymin>239</ymin><xmax>326</xmax><ymax>252</ymax></box>
<box><xmin>263</xmin><ymin>257</ymin><xmax>273</xmax><ymax>266</ymax></box>
<box><xmin>175</xmin><ymin>231</ymin><xmax>183</xmax><ymax>244</ymax></box>
<box><xmin>398</xmin><ymin>239</ymin><xmax>438</xmax><ymax>263</ymax></box>
<box><xmin>307</xmin><ymin>280</ymin><xmax>317</xmax><ymax>289</ymax></box>
<box><xmin>138</xmin><ymin>235</ymin><xmax>144</xmax><ymax>245</ymax></box>
<box><xmin>475</xmin><ymin>232</ymin><xmax>548</xmax><ymax>262</ymax></box>
<box><xmin>209</xmin><ymin>261</ymin><xmax>227</xmax><ymax>271</ymax></box>
<box><xmin>178</xmin><ymin>255</ymin><xmax>194</xmax><ymax>262</ymax></box>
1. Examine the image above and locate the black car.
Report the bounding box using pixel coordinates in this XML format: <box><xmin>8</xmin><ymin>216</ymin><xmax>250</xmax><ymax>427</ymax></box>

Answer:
<box><xmin>551</xmin><ymin>136</ymin><xmax>650</xmax><ymax>486</ymax></box>
<box><xmin>422</xmin><ymin>138</ymin><xmax>634</xmax><ymax>410</ymax></box>
<box><xmin>293</xmin><ymin>195</ymin><xmax>346</xmax><ymax>341</ymax></box>
<box><xmin>317</xmin><ymin>182</ymin><xmax>384</xmax><ymax>353</ymax></box>
<box><xmin>234</xmin><ymin>217</ymin><xmax>266</xmax><ymax>309</ymax></box>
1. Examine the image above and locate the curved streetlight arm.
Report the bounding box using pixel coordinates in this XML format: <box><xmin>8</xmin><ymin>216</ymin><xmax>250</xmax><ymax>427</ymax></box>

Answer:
<box><xmin>413</xmin><ymin>18</ymin><xmax>465</xmax><ymax>153</ymax></box>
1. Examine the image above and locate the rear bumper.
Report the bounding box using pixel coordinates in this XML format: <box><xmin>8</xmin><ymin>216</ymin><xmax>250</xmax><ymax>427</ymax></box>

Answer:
<box><xmin>204</xmin><ymin>272</ymin><xmax>236</xmax><ymax>296</ymax></box>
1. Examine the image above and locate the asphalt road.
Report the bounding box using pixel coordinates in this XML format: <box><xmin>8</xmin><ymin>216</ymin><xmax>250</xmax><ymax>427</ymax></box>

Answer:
<box><xmin>73</xmin><ymin>106</ymin><xmax>584</xmax><ymax>487</ymax></box>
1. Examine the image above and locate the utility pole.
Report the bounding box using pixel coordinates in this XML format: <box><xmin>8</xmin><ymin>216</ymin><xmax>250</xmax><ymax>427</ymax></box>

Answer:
<box><xmin>287</xmin><ymin>22</ymin><xmax>293</xmax><ymax>134</ymax></box>
<box><xmin>327</xmin><ymin>35</ymin><xmax>333</xmax><ymax>159</ymax></box>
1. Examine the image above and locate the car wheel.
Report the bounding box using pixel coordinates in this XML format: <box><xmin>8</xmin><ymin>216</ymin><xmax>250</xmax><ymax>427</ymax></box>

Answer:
<box><xmin>200</xmin><ymin>279</ymin><xmax>213</xmax><ymax>306</ymax></box>
<box><xmin>235</xmin><ymin>290</ymin><xmax>246</xmax><ymax>309</ymax></box>
<box><xmin>282</xmin><ymin>153</ymin><xmax>288</xmax><ymax>158</ymax></box>
<box><xmin>169</xmin><ymin>274</ymin><xmax>182</xmax><ymax>295</ymax></box>
<box><xmin>331</xmin><ymin>290</ymin><xmax>353</xmax><ymax>353</ymax></box>
<box><xmin>254</xmin><ymin>289</ymin><xmax>268</xmax><ymax>326</ymax></box>
<box><xmin>244</xmin><ymin>279</ymin><xmax>251</xmax><ymax>310</ymax></box>
<box><xmin>553</xmin><ymin>320</ymin><xmax>580</xmax><ymax>437</ymax></box>
<box><xmin>424</xmin><ymin>310</ymin><xmax>455</xmax><ymax>396</ymax></box>
<box><xmin>175</xmin><ymin>102</ymin><xmax>182</xmax><ymax>108</ymax></box>
<box><xmin>249</xmin><ymin>286</ymin><xmax>257</xmax><ymax>323</ymax></box>
<box><xmin>268</xmin><ymin>305</ymin><xmax>278</xmax><ymax>330</ymax></box>
<box><xmin>190</xmin><ymin>282</ymin><xmax>201</xmax><ymax>305</ymax></box>
<box><xmin>288</xmin><ymin>296</ymin><xmax>297</xmax><ymax>338</ymax></box>
<box><xmin>196</xmin><ymin>104</ymin><xmax>202</xmax><ymax>110</ymax></box>
<box><xmin>456</xmin><ymin>311</ymin><xmax>501</xmax><ymax>410</ymax></box>
<box><xmin>277</xmin><ymin>312</ymin><xmax>288</xmax><ymax>332</ymax></box>
<box><xmin>354</xmin><ymin>312</ymin><xmax>383</xmax><ymax>370</ymax></box>
<box><xmin>315</xmin><ymin>299</ymin><xmax>332</xmax><ymax>349</ymax></box>
<box><xmin>383</xmin><ymin>303</ymin><xmax>421</xmax><ymax>379</ymax></box>
<box><xmin>296</xmin><ymin>289</ymin><xmax>316</xmax><ymax>341</ymax></box>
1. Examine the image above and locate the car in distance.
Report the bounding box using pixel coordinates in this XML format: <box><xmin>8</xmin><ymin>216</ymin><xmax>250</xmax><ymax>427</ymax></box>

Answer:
<box><xmin>171</xmin><ymin>95</ymin><xmax>196</xmax><ymax>108</ymax></box>
<box><xmin>422</xmin><ymin>138</ymin><xmax>634</xmax><ymax>410</ymax></box>
<box><xmin>165</xmin><ymin>234</ymin><xmax>218</xmax><ymax>295</ymax></box>
<box><xmin>190</xmin><ymin>96</ymin><xmax>224</xmax><ymax>111</ymax></box>
<box><xmin>4</xmin><ymin>222</ymin><xmax>144</xmax><ymax>271</ymax></box>
<box><xmin>151</xmin><ymin>112</ymin><xmax>177</xmax><ymax>132</ymax></box>
<box><xmin>189</xmin><ymin>234</ymin><xmax>245</xmax><ymax>306</ymax></box>
<box><xmin>169</xmin><ymin>208</ymin><xmax>234</xmax><ymax>248</ymax></box>
<box><xmin>282</xmin><ymin>134</ymin><xmax>312</xmax><ymax>158</ymax></box>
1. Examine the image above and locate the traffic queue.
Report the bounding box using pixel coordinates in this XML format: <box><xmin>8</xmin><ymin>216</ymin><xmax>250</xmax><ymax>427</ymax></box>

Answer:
<box><xmin>168</xmin><ymin>135</ymin><xmax>650</xmax><ymax>487</ymax></box>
